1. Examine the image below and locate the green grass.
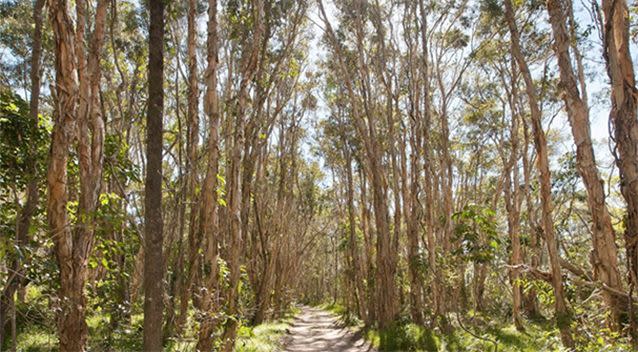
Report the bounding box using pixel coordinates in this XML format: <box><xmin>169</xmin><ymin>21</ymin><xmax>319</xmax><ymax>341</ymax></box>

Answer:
<box><xmin>235</xmin><ymin>308</ymin><xmax>299</xmax><ymax>352</ymax></box>
<box><xmin>235</xmin><ymin>321</ymin><xmax>292</xmax><ymax>352</ymax></box>
<box><xmin>440</xmin><ymin>322</ymin><xmax>560</xmax><ymax>352</ymax></box>
<box><xmin>362</xmin><ymin>320</ymin><xmax>563</xmax><ymax>352</ymax></box>
<box><xmin>319</xmin><ymin>302</ymin><xmax>347</xmax><ymax>315</ymax></box>
<box><xmin>365</xmin><ymin>323</ymin><xmax>440</xmax><ymax>351</ymax></box>
<box><xmin>14</xmin><ymin>326</ymin><xmax>56</xmax><ymax>352</ymax></box>
<box><xmin>314</xmin><ymin>303</ymin><xmax>565</xmax><ymax>352</ymax></box>
<box><xmin>318</xmin><ymin>302</ymin><xmax>362</xmax><ymax>326</ymax></box>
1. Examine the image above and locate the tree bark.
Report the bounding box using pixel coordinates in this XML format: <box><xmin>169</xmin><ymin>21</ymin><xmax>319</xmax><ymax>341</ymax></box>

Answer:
<box><xmin>546</xmin><ymin>0</ymin><xmax>624</xmax><ymax>328</ymax></box>
<box><xmin>345</xmin><ymin>151</ymin><xmax>367</xmax><ymax>323</ymax></box>
<box><xmin>601</xmin><ymin>0</ymin><xmax>638</xmax><ymax>340</ymax></box>
<box><xmin>47</xmin><ymin>0</ymin><xmax>107</xmax><ymax>349</ymax></box>
<box><xmin>504</xmin><ymin>0</ymin><xmax>574</xmax><ymax>347</ymax></box>
<box><xmin>143</xmin><ymin>0</ymin><xmax>165</xmax><ymax>349</ymax></box>
<box><xmin>176</xmin><ymin>0</ymin><xmax>201</xmax><ymax>334</ymax></box>
<box><xmin>221</xmin><ymin>1</ymin><xmax>264</xmax><ymax>349</ymax></box>
<box><xmin>504</xmin><ymin>96</ymin><xmax>524</xmax><ymax>331</ymax></box>
<box><xmin>196</xmin><ymin>0</ymin><xmax>222</xmax><ymax>349</ymax></box>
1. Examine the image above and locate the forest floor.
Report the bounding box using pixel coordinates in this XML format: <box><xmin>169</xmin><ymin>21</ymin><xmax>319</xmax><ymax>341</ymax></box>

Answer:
<box><xmin>282</xmin><ymin>306</ymin><xmax>375</xmax><ymax>352</ymax></box>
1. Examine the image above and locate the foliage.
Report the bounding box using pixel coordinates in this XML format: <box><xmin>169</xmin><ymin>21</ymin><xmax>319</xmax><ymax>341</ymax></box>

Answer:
<box><xmin>0</xmin><ymin>89</ymin><xmax>48</xmax><ymax>188</ymax></box>
<box><xmin>452</xmin><ymin>204</ymin><xmax>500</xmax><ymax>263</ymax></box>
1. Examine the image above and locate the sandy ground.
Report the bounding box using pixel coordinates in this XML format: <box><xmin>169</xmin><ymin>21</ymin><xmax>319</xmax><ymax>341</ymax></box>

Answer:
<box><xmin>282</xmin><ymin>306</ymin><xmax>375</xmax><ymax>352</ymax></box>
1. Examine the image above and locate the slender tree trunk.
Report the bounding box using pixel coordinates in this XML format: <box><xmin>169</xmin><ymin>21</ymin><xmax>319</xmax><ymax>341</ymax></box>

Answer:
<box><xmin>360</xmin><ymin>169</ymin><xmax>376</xmax><ymax>326</ymax></box>
<box><xmin>546</xmin><ymin>0</ymin><xmax>624</xmax><ymax>328</ymax></box>
<box><xmin>521</xmin><ymin>117</ymin><xmax>542</xmax><ymax>318</ymax></box>
<box><xmin>601</xmin><ymin>0</ymin><xmax>638</xmax><ymax>341</ymax></box>
<box><xmin>143</xmin><ymin>0</ymin><xmax>165</xmax><ymax>349</ymax></box>
<box><xmin>196</xmin><ymin>0</ymin><xmax>222</xmax><ymax>348</ymax></box>
<box><xmin>318</xmin><ymin>0</ymin><xmax>397</xmax><ymax>328</ymax></box>
<box><xmin>48</xmin><ymin>0</ymin><xmax>107</xmax><ymax>349</ymax></box>
<box><xmin>176</xmin><ymin>0</ymin><xmax>201</xmax><ymax>334</ymax></box>
<box><xmin>504</xmin><ymin>0</ymin><xmax>574</xmax><ymax>347</ymax></box>
<box><xmin>504</xmin><ymin>110</ymin><xmax>524</xmax><ymax>330</ymax></box>
<box><xmin>416</xmin><ymin>0</ymin><xmax>443</xmax><ymax>323</ymax></box>
<box><xmin>345</xmin><ymin>152</ymin><xmax>367</xmax><ymax>323</ymax></box>
<box><xmin>221</xmin><ymin>2</ymin><xmax>264</xmax><ymax>349</ymax></box>
<box><xmin>47</xmin><ymin>3</ymin><xmax>80</xmax><ymax>348</ymax></box>
<box><xmin>504</xmin><ymin>61</ymin><xmax>525</xmax><ymax>331</ymax></box>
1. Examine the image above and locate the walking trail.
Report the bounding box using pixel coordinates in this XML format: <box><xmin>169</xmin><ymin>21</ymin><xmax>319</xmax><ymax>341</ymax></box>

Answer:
<box><xmin>282</xmin><ymin>306</ymin><xmax>375</xmax><ymax>352</ymax></box>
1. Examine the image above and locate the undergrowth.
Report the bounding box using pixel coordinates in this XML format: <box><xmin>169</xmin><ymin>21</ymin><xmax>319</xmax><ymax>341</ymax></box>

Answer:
<box><xmin>324</xmin><ymin>305</ymin><xmax>631</xmax><ymax>352</ymax></box>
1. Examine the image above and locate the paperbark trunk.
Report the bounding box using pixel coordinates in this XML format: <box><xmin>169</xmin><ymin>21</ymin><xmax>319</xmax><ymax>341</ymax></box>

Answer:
<box><xmin>504</xmin><ymin>0</ymin><xmax>574</xmax><ymax>347</ymax></box>
<box><xmin>546</xmin><ymin>0</ymin><xmax>624</xmax><ymax>328</ymax></box>
<box><xmin>601</xmin><ymin>0</ymin><xmax>638</xmax><ymax>339</ymax></box>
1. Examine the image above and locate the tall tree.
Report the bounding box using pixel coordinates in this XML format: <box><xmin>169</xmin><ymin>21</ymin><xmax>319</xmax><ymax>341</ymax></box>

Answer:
<box><xmin>176</xmin><ymin>0</ymin><xmax>201</xmax><ymax>333</ymax></box>
<box><xmin>318</xmin><ymin>0</ymin><xmax>398</xmax><ymax>328</ymax></box>
<box><xmin>504</xmin><ymin>0</ymin><xmax>574</xmax><ymax>347</ymax></box>
<box><xmin>545</xmin><ymin>0</ymin><xmax>624</xmax><ymax>328</ymax></box>
<box><xmin>47</xmin><ymin>0</ymin><xmax>107</xmax><ymax>349</ymax></box>
<box><xmin>196</xmin><ymin>0</ymin><xmax>221</xmax><ymax>349</ymax></box>
<box><xmin>143</xmin><ymin>0</ymin><xmax>165</xmax><ymax>349</ymax></box>
<box><xmin>601</xmin><ymin>0</ymin><xmax>638</xmax><ymax>340</ymax></box>
<box><xmin>221</xmin><ymin>0</ymin><xmax>265</xmax><ymax>347</ymax></box>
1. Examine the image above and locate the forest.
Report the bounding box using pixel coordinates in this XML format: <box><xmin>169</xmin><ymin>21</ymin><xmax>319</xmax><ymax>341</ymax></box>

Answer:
<box><xmin>1</xmin><ymin>0</ymin><xmax>638</xmax><ymax>351</ymax></box>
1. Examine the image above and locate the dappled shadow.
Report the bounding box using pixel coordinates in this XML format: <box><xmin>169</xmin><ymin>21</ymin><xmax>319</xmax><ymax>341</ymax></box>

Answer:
<box><xmin>283</xmin><ymin>307</ymin><xmax>375</xmax><ymax>352</ymax></box>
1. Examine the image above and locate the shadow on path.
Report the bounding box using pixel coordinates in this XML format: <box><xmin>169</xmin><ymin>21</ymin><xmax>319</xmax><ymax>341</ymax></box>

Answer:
<box><xmin>282</xmin><ymin>307</ymin><xmax>375</xmax><ymax>352</ymax></box>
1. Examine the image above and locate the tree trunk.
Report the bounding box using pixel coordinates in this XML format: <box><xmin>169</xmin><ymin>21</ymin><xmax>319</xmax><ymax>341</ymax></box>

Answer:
<box><xmin>345</xmin><ymin>153</ymin><xmax>367</xmax><ymax>323</ymax></box>
<box><xmin>546</xmin><ymin>0</ymin><xmax>624</xmax><ymax>328</ymax></box>
<box><xmin>503</xmin><ymin>69</ymin><xmax>524</xmax><ymax>330</ymax></box>
<box><xmin>221</xmin><ymin>2</ymin><xmax>264</xmax><ymax>349</ymax></box>
<box><xmin>504</xmin><ymin>0</ymin><xmax>574</xmax><ymax>347</ymax></box>
<box><xmin>360</xmin><ymin>169</ymin><xmax>376</xmax><ymax>326</ymax></box>
<box><xmin>143</xmin><ymin>0</ymin><xmax>165</xmax><ymax>349</ymax></box>
<box><xmin>48</xmin><ymin>0</ymin><xmax>107</xmax><ymax>350</ymax></box>
<box><xmin>601</xmin><ymin>0</ymin><xmax>638</xmax><ymax>340</ymax></box>
<box><xmin>176</xmin><ymin>0</ymin><xmax>201</xmax><ymax>334</ymax></box>
<box><xmin>521</xmin><ymin>117</ymin><xmax>542</xmax><ymax>319</ymax></box>
<box><xmin>196</xmin><ymin>0</ymin><xmax>222</xmax><ymax>348</ymax></box>
<box><xmin>318</xmin><ymin>0</ymin><xmax>397</xmax><ymax>328</ymax></box>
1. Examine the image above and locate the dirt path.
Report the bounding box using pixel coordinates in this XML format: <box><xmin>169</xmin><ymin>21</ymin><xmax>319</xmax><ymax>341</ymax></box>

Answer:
<box><xmin>282</xmin><ymin>306</ymin><xmax>375</xmax><ymax>352</ymax></box>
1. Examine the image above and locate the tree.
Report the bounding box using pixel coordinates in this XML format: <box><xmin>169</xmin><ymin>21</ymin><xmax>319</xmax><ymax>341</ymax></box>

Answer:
<box><xmin>318</xmin><ymin>0</ymin><xmax>398</xmax><ymax>329</ymax></box>
<box><xmin>47</xmin><ymin>0</ymin><xmax>107</xmax><ymax>349</ymax></box>
<box><xmin>195</xmin><ymin>0</ymin><xmax>221</xmax><ymax>349</ymax></box>
<box><xmin>504</xmin><ymin>0</ymin><xmax>574</xmax><ymax>346</ymax></box>
<box><xmin>545</xmin><ymin>0</ymin><xmax>623</xmax><ymax>328</ymax></box>
<box><xmin>601</xmin><ymin>0</ymin><xmax>638</xmax><ymax>340</ymax></box>
<box><xmin>143</xmin><ymin>0</ymin><xmax>165</xmax><ymax>349</ymax></box>
<box><xmin>176</xmin><ymin>0</ymin><xmax>201</xmax><ymax>334</ymax></box>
